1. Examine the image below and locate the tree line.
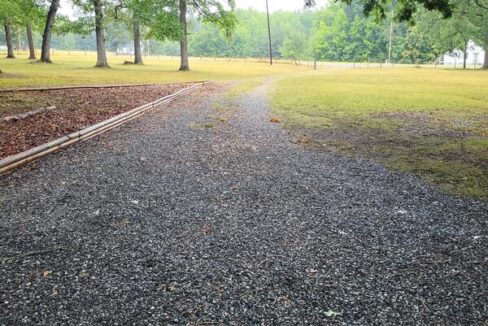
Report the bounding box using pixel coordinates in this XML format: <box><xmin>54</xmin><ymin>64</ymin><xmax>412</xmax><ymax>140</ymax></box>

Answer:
<box><xmin>189</xmin><ymin>1</ymin><xmax>487</xmax><ymax>67</ymax></box>
<box><xmin>0</xmin><ymin>0</ymin><xmax>237</xmax><ymax>70</ymax></box>
<box><xmin>1</xmin><ymin>0</ymin><xmax>487</xmax><ymax>70</ymax></box>
<box><xmin>312</xmin><ymin>0</ymin><xmax>487</xmax><ymax>67</ymax></box>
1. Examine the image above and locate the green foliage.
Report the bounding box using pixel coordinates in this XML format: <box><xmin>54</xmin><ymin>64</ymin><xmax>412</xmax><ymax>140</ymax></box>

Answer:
<box><xmin>16</xmin><ymin>0</ymin><xmax>46</xmax><ymax>28</ymax></box>
<box><xmin>189</xmin><ymin>23</ymin><xmax>228</xmax><ymax>56</ymax></box>
<box><xmin>451</xmin><ymin>0</ymin><xmax>488</xmax><ymax>50</ymax></box>
<box><xmin>186</xmin><ymin>9</ymin><xmax>317</xmax><ymax>59</ymax></box>
<box><xmin>314</xmin><ymin>6</ymin><xmax>349</xmax><ymax>61</ymax></box>
<box><xmin>0</xmin><ymin>0</ymin><xmax>21</xmax><ymax>24</ymax></box>
<box><xmin>339</xmin><ymin>0</ymin><xmax>452</xmax><ymax>21</ymax></box>
<box><xmin>147</xmin><ymin>9</ymin><xmax>181</xmax><ymax>41</ymax></box>
<box><xmin>197</xmin><ymin>0</ymin><xmax>237</xmax><ymax>39</ymax></box>
<box><xmin>313</xmin><ymin>3</ymin><xmax>389</xmax><ymax>62</ymax></box>
<box><xmin>56</xmin><ymin>16</ymin><xmax>95</xmax><ymax>36</ymax></box>
<box><xmin>281</xmin><ymin>29</ymin><xmax>309</xmax><ymax>61</ymax></box>
<box><xmin>145</xmin><ymin>0</ymin><xmax>236</xmax><ymax>44</ymax></box>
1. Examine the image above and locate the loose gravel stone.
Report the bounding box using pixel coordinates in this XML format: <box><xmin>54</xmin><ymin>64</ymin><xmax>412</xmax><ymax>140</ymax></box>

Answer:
<box><xmin>0</xmin><ymin>81</ymin><xmax>487</xmax><ymax>325</ymax></box>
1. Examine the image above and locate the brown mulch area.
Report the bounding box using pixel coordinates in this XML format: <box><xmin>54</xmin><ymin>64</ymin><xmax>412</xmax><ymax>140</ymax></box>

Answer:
<box><xmin>0</xmin><ymin>83</ymin><xmax>192</xmax><ymax>158</ymax></box>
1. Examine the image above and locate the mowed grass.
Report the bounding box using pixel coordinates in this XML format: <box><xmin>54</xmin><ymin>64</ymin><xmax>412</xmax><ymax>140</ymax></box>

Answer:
<box><xmin>271</xmin><ymin>68</ymin><xmax>488</xmax><ymax>199</ymax></box>
<box><xmin>0</xmin><ymin>50</ymin><xmax>309</xmax><ymax>88</ymax></box>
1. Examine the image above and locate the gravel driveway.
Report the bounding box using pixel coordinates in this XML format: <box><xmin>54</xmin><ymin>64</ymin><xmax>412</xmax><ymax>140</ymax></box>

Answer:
<box><xmin>1</xmin><ymin>81</ymin><xmax>487</xmax><ymax>325</ymax></box>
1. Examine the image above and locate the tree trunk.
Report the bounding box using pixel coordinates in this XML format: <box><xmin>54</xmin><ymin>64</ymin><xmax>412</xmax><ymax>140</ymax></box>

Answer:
<box><xmin>484</xmin><ymin>48</ymin><xmax>488</xmax><ymax>69</ymax></box>
<box><xmin>16</xmin><ymin>26</ymin><xmax>22</xmax><ymax>53</ymax></box>
<box><xmin>4</xmin><ymin>23</ymin><xmax>15</xmax><ymax>58</ymax></box>
<box><xmin>133</xmin><ymin>17</ymin><xmax>143</xmax><ymax>65</ymax></box>
<box><xmin>463</xmin><ymin>40</ymin><xmax>468</xmax><ymax>69</ymax></box>
<box><xmin>26</xmin><ymin>23</ymin><xmax>36</xmax><ymax>60</ymax></box>
<box><xmin>483</xmin><ymin>35</ymin><xmax>488</xmax><ymax>70</ymax></box>
<box><xmin>179</xmin><ymin>0</ymin><xmax>190</xmax><ymax>71</ymax></box>
<box><xmin>40</xmin><ymin>0</ymin><xmax>60</xmax><ymax>63</ymax></box>
<box><xmin>94</xmin><ymin>0</ymin><xmax>109</xmax><ymax>68</ymax></box>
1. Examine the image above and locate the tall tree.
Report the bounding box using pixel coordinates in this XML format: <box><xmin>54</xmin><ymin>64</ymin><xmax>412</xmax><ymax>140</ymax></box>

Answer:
<box><xmin>94</xmin><ymin>0</ymin><xmax>109</xmax><ymax>67</ymax></box>
<box><xmin>4</xmin><ymin>23</ymin><xmax>15</xmax><ymax>58</ymax></box>
<box><xmin>469</xmin><ymin>0</ymin><xmax>488</xmax><ymax>68</ymax></box>
<box><xmin>148</xmin><ymin>0</ymin><xmax>236</xmax><ymax>71</ymax></box>
<box><xmin>483</xmin><ymin>34</ymin><xmax>488</xmax><ymax>69</ymax></box>
<box><xmin>314</xmin><ymin>5</ymin><xmax>355</xmax><ymax>62</ymax></box>
<box><xmin>40</xmin><ymin>0</ymin><xmax>60</xmax><ymax>62</ymax></box>
<box><xmin>0</xmin><ymin>0</ymin><xmax>20</xmax><ymax>59</ymax></box>
<box><xmin>26</xmin><ymin>22</ymin><xmax>36</xmax><ymax>59</ymax></box>
<box><xmin>18</xmin><ymin>0</ymin><xmax>44</xmax><ymax>60</ymax></box>
<box><xmin>112</xmin><ymin>0</ymin><xmax>147</xmax><ymax>64</ymax></box>
<box><xmin>73</xmin><ymin>0</ymin><xmax>111</xmax><ymax>67</ymax></box>
<box><xmin>281</xmin><ymin>17</ymin><xmax>310</xmax><ymax>63</ymax></box>
<box><xmin>455</xmin><ymin>1</ymin><xmax>478</xmax><ymax>69</ymax></box>
<box><xmin>178</xmin><ymin>0</ymin><xmax>188</xmax><ymax>70</ymax></box>
<box><xmin>132</xmin><ymin>15</ymin><xmax>143</xmax><ymax>64</ymax></box>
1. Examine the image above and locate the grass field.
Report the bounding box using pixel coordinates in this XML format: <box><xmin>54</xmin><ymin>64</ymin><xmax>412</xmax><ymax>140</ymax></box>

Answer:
<box><xmin>271</xmin><ymin>68</ymin><xmax>488</xmax><ymax>199</ymax></box>
<box><xmin>0</xmin><ymin>51</ymin><xmax>309</xmax><ymax>88</ymax></box>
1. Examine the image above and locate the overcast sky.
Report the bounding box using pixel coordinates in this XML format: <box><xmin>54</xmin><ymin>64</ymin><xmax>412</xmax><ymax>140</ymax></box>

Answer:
<box><xmin>59</xmin><ymin>0</ymin><xmax>330</xmax><ymax>17</ymax></box>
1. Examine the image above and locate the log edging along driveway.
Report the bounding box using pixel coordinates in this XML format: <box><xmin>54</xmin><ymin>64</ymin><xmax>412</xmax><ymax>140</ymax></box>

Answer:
<box><xmin>0</xmin><ymin>81</ymin><xmax>212</xmax><ymax>174</ymax></box>
<box><xmin>0</xmin><ymin>81</ymin><xmax>209</xmax><ymax>93</ymax></box>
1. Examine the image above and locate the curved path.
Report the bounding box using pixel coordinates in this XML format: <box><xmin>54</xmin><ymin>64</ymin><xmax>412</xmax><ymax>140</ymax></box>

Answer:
<box><xmin>1</xmin><ymin>81</ymin><xmax>487</xmax><ymax>325</ymax></box>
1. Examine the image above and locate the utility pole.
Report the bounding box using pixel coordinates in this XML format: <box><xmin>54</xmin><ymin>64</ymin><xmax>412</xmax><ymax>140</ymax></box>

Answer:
<box><xmin>266</xmin><ymin>0</ymin><xmax>273</xmax><ymax>65</ymax></box>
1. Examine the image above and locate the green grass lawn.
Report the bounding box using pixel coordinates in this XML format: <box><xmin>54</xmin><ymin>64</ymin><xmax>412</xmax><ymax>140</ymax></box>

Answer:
<box><xmin>271</xmin><ymin>68</ymin><xmax>488</xmax><ymax>199</ymax></box>
<box><xmin>0</xmin><ymin>51</ymin><xmax>309</xmax><ymax>88</ymax></box>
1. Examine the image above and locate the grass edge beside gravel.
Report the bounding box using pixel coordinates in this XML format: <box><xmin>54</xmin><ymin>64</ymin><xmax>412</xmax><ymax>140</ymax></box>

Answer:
<box><xmin>270</xmin><ymin>69</ymin><xmax>488</xmax><ymax>200</ymax></box>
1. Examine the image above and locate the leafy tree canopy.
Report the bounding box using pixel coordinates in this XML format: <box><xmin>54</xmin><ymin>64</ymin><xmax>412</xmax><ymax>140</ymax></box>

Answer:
<box><xmin>335</xmin><ymin>0</ymin><xmax>452</xmax><ymax>21</ymax></box>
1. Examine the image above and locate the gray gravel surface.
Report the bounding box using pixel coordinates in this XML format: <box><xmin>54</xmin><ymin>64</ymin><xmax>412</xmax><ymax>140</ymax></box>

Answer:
<box><xmin>1</xmin><ymin>81</ymin><xmax>487</xmax><ymax>325</ymax></box>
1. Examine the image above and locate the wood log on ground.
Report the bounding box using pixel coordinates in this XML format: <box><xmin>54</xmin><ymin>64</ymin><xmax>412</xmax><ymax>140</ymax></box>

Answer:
<box><xmin>3</xmin><ymin>106</ymin><xmax>57</xmax><ymax>122</ymax></box>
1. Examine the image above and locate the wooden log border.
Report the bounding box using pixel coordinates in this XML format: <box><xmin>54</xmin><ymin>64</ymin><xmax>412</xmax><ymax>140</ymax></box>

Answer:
<box><xmin>0</xmin><ymin>81</ymin><xmax>211</xmax><ymax>175</ymax></box>
<box><xmin>0</xmin><ymin>80</ymin><xmax>208</xmax><ymax>93</ymax></box>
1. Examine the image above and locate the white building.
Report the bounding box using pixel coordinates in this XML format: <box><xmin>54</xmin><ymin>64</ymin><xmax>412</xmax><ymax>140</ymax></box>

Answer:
<box><xmin>442</xmin><ymin>41</ymin><xmax>485</xmax><ymax>67</ymax></box>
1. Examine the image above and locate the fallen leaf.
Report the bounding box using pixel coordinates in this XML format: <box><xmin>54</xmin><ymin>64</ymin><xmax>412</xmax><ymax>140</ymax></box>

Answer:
<box><xmin>201</xmin><ymin>225</ymin><xmax>214</xmax><ymax>235</ymax></box>
<box><xmin>324</xmin><ymin>310</ymin><xmax>342</xmax><ymax>317</ymax></box>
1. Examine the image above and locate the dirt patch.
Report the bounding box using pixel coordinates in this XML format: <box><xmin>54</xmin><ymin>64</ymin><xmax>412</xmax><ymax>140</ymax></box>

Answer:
<box><xmin>0</xmin><ymin>83</ymin><xmax>193</xmax><ymax>158</ymax></box>
<box><xmin>285</xmin><ymin>123</ymin><xmax>488</xmax><ymax>199</ymax></box>
<box><xmin>371</xmin><ymin>111</ymin><xmax>434</xmax><ymax>124</ymax></box>
<box><xmin>370</xmin><ymin>111</ymin><xmax>486</xmax><ymax>137</ymax></box>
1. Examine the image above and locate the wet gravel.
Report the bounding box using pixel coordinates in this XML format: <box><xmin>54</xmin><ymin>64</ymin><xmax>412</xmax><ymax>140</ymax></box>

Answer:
<box><xmin>1</xmin><ymin>81</ymin><xmax>487</xmax><ymax>325</ymax></box>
